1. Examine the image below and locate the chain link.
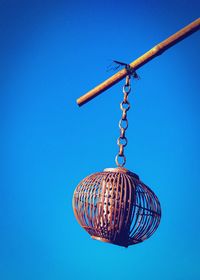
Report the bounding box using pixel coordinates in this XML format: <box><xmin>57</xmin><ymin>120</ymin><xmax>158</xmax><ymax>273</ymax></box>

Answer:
<box><xmin>115</xmin><ymin>75</ymin><xmax>131</xmax><ymax>167</ymax></box>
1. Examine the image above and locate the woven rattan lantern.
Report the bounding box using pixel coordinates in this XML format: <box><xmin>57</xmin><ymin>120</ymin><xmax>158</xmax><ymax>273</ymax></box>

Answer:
<box><xmin>73</xmin><ymin>167</ymin><xmax>161</xmax><ymax>247</ymax></box>
<box><xmin>73</xmin><ymin>74</ymin><xmax>161</xmax><ymax>247</ymax></box>
<box><xmin>72</xmin><ymin>20</ymin><xmax>200</xmax><ymax>247</ymax></box>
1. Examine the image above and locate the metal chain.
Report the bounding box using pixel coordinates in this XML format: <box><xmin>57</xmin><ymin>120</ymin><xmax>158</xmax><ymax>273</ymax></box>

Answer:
<box><xmin>115</xmin><ymin>74</ymin><xmax>131</xmax><ymax>167</ymax></box>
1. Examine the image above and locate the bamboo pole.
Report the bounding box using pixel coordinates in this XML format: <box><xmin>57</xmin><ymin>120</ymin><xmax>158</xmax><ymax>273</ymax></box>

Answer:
<box><xmin>77</xmin><ymin>18</ymin><xmax>200</xmax><ymax>106</ymax></box>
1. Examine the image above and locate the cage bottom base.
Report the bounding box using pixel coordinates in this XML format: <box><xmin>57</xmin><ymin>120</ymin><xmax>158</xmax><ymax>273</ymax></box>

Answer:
<box><xmin>91</xmin><ymin>235</ymin><xmax>128</xmax><ymax>248</ymax></box>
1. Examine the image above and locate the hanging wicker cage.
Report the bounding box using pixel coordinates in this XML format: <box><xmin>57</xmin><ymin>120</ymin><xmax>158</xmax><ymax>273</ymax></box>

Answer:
<box><xmin>73</xmin><ymin>167</ymin><xmax>161</xmax><ymax>248</ymax></box>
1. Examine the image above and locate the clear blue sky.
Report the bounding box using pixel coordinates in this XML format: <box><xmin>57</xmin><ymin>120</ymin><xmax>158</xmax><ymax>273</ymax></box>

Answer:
<box><xmin>0</xmin><ymin>1</ymin><xmax>200</xmax><ymax>280</ymax></box>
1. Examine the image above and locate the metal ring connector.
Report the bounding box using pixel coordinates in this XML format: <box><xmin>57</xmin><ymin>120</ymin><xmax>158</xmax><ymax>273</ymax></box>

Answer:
<box><xmin>119</xmin><ymin>119</ymin><xmax>128</xmax><ymax>130</ymax></box>
<box><xmin>115</xmin><ymin>154</ymin><xmax>126</xmax><ymax>167</ymax></box>
<box><xmin>117</xmin><ymin>136</ymin><xmax>128</xmax><ymax>147</ymax></box>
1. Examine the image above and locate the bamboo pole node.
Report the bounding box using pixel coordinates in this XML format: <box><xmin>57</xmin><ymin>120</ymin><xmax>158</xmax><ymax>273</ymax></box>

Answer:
<box><xmin>76</xmin><ymin>18</ymin><xmax>200</xmax><ymax>107</ymax></box>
